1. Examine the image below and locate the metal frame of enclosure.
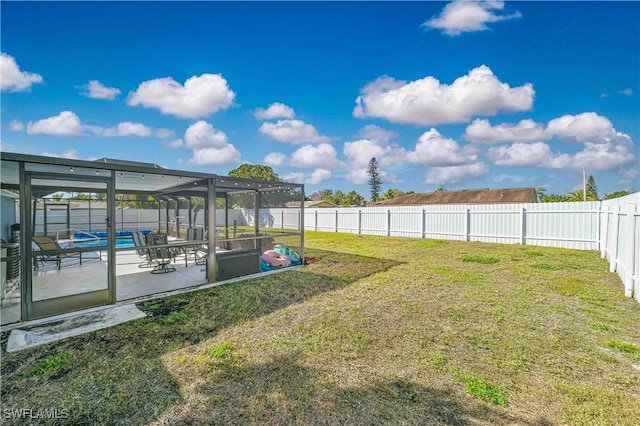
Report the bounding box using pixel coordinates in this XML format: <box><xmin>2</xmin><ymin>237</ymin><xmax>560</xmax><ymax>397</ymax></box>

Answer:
<box><xmin>0</xmin><ymin>152</ymin><xmax>304</xmax><ymax>326</ymax></box>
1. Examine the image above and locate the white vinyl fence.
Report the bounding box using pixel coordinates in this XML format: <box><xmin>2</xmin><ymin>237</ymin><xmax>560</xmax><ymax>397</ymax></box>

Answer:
<box><xmin>30</xmin><ymin>195</ymin><xmax>639</xmax><ymax>303</ymax></box>
<box><xmin>260</xmin><ymin>193</ymin><xmax>640</xmax><ymax>303</ymax></box>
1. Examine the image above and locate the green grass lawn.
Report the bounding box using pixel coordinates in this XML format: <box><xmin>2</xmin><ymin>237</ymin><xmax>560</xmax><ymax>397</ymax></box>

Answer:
<box><xmin>2</xmin><ymin>232</ymin><xmax>639</xmax><ymax>425</ymax></box>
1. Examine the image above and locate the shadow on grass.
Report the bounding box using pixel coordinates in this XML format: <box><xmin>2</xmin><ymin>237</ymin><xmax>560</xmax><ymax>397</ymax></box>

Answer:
<box><xmin>0</xmin><ymin>249</ymin><xmax>401</xmax><ymax>424</ymax></box>
<box><xmin>165</xmin><ymin>353</ymin><xmax>543</xmax><ymax>426</ymax></box>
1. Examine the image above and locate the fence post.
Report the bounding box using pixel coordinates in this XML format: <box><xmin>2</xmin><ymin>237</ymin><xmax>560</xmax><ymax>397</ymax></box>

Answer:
<box><xmin>421</xmin><ymin>209</ymin><xmax>426</xmax><ymax>239</ymax></box>
<box><xmin>595</xmin><ymin>202</ymin><xmax>601</xmax><ymax>252</ymax></box>
<box><xmin>335</xmin><ymin>210</ymin><xmax>339</xmax><ymax>232</ymax></box>
<box><xmin>600</xmin><ymin>205</ymin><xmax>609</xmax><ymax>258</ymax></box>
<box><xmin>623</xmin><ymin>203</ymin><xmax>636</xmax><ymax>298</ymax></box>
<box><xmin>314</xmin><ymin>209</ymin><xmax>318</xmax><ymax>232</ymax></box>
<box><xmin>281</xmin><ymin>210</ymin><xmax>285</xmax><ymax>229</ymax></box>
<box><xmin>387</xmin><ymin>209</ymin><xmax>391</xmax><ymax>237</ymax></box>
<box><xmin>520</xmin><ymin>207</ymin><xmax>526</xmax><ymax>245</ymax></box>
<box><xmin>609</xmin><ymin>205</ymin><xmax>621</xmax><ymax>272</ymax></box>
<box><xmin>464</xmin><ymin>208</ymin><xmax>470</xmax><ymax>241</ymax></box>
<box><xmin>358</xmin><ymin>209</ymin><xmax>362</xmax><ymax>235</ymax></box>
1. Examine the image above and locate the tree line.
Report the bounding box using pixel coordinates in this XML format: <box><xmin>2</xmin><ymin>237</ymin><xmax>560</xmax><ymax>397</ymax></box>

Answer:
<box><xmin>49</xmin><ymin>165</ymin><xmax>631</xmax><ymax>207</ymax></box>
<box><xmin>538</xmin><ymin>175</ymin><xmax>630</xmax><ymax>202</ymax></box>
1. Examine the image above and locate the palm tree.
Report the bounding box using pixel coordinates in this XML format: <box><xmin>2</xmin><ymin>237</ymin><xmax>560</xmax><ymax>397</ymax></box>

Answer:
<box><xmin>568</xmin><ymin>189</ymin><xmax>597</xmax><ymax>202</ymax></box>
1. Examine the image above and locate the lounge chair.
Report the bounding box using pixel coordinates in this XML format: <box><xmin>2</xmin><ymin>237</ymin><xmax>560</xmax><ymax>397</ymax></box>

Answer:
<box><xmin>32</xmin><ymin>236</ymin><xmax>82</xmax><ymax>270</ymax></box>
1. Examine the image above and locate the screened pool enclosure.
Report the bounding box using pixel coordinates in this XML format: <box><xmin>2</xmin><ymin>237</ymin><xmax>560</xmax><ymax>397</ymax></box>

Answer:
<box><xmin>0</xmin><ymin>153</ymin><xmax>304</xmax><ymax>326</ymax></box>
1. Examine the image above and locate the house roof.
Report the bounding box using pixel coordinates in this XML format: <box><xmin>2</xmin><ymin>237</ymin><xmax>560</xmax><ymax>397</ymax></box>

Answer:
<box><xmin>370</xmin><ymin>188</ymin><xmax>538</xmax><ymax>206</ymax></box>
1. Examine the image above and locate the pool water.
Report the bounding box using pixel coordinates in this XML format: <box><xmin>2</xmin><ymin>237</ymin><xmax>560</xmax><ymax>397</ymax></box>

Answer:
<box><xmin>72</xmin><ymin>237</ymin><xmax>135</xmax><ymax>249</ymax></box>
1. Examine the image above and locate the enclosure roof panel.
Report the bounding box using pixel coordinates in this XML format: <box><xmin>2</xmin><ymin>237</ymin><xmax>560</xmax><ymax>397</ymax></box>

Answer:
<box><xmin>1</xmin><ymin>152</ymin><xmax>303</xmax><ymax>197</ymax></box>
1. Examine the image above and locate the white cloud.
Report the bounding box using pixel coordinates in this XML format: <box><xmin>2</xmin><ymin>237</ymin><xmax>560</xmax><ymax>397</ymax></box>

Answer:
<box><xmin>78</xmin><ymin>80</ymin><xmax>121</xmax><ymax>100</ymax></box>
<box><xmin>354</xmin><ymin>65</ymin><xmax>534</xmax><ymax>126</ymax></box>
<box><xmin>619</xmin><ymin>167</ymin><xmax>639</xmax><ymax>184</ymax></box>
<box><xmin>571</xmin><ymin>142</ymin><xmax>636</xmax><ymax>171</ymax></box>
<box><xmin>357</xmin><ymin>124</ymin><xmax>398</xmax><ymax>143</ymax></box>
<box><xmin>27</xmin><ymin>111</ymin><xmax>84</xmax><ymax>136</ymax></box>
<box><xmin>0</xmin><ymin>53</ymin><xmax>43</xmax><ymax>92</ymax></box>
<box><xmin>264</xmin><ymin>152</ymin><xmax>287</xmax><ymax>167</ymax></box>
<box><xmin>426</xmin><ymin>161</ymin><xmax>489</xmax><ymax>185</ymax></box>
<box><xmin>307</xmin><ymin>169</ymin><xmax>332</xmax><ymax>185</ymax></box>
<box><xmin>345</xmin><ymin>168</ymin><xmax>370</xmax><ymax>185</ymax></box>
<box><xmin>486</xmin><ymin>140</ymin><xmax>634</xmax><ymax>171</ymax></box>
<box><xmin>546</xmin><ymin>112</ymin><xmax>619</xmax><ymax>144</ymax></box>
<box><xmin>154</xmin><ymin>128</ymin><xmax>176</xmax><ymax>138</ymax></box>
<box><xmin>283</xmin><ymin>169</ymin><xmax>332</xmax><ymax>185</ymax></box>
<box><xmin>188</xmin><ymin>145</ymin><xmax>241</xmax><ymax>166</ymax></box>
<box><xmin>282</xmin><ymin>172</ymin><xmax>304</xmax><ymax>183</ymax></box>
<box><xmin>101</xmin><ymin>122</ymin><xmax>152</xmax><ymax>137</ymax></box>
<box><xmin>168</xmin><ymin>139</ymin><xmax>183</xmax><ymax>148</ymax></box>
<box><xmin>184</xmin><ymin>120</ymin><xmax>228</xmax><ymax>149</ymax></box>
<box><xmin>259</xmin><ymin>119</ymin><xmax>330</xmax><ymax>144</ymax></box>
<box><xmin>253</xmin><ymin>102</ymin><xmax>295</xmax><ymax>120</ymax></box>
<box><xmin>9</xmin><ymin>120</ymin><xmax>24</xmax><ymax>131</ymax></box>
<box><xmin>290</xmin><ymin>143</ymin><xmax>340</xmax><ymax>168</ymax></box>
<box><xmin>40</xmin><ymin>149</ymin><xmax>80</xmax><ymax>160</ymax></box>
<box><xmin>465</xmin><ymin>118</ymin><xmax>546</xmax><ymax>144</ymax></box>
<box><xmin>407</xmin><ymin>128</ymin><xmax>471</xmax><ymax>166</ymax></box>
<box><xmin>486</xmin><ymin>142</ymin><xmax>567</xmax><ymax>167</ymax></box>
<box><xmin>127</xmin><ymin>73</ymin><xmax>235</xmax><ymax>119</ymax></box>
<box><xmin>423</xmin><ymin>1</ymin><xmax>522</xmax><ymax>36</ymax></box>
<box><xmin>183</xmin><ymin>120</ymin><xmax>240</xmax><ymax>166</ymax></box>
<box><xmin>343</xmin><ymin>139</ymin><xmax>407</xmax><ymax>168</ymax></box>
<box><xmin>493</xmin><ymin>174</ymin><xmax>527</xmax><ymax>183</ymax></box>
<box><xmin>618</xmin><ymin>88</ymin><xmax>633</xmax><ymax>96</ymax></box>
<box><xmin>470</xmin><ymin>112</ymin><xmax>636</xmax><ymax>172</ymax></box>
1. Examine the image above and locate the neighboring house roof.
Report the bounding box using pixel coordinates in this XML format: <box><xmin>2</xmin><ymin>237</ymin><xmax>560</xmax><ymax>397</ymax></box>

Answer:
<box><xmin>286</xmin><ymin>200</ymin><xmax>337</xmax><ymax>208</ymax></box>
<box><xmin>370</xmin><ymin>188</ymin><xmax>538</xmax><ymax>206</ymax></box>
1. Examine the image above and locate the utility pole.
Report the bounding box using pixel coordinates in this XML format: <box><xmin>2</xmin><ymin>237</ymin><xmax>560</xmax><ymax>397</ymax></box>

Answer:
<box><xmin>582</xmin><ymin>167</ymin><xmax>586</xmax><ymax>202</ymax></box>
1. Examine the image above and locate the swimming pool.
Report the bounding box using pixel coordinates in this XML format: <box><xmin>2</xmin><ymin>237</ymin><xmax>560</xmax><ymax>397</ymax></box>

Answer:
<box><xmin>72</xmin><ymin>237</ymin><xmax>135</xmax><ymax>249</ymax></box>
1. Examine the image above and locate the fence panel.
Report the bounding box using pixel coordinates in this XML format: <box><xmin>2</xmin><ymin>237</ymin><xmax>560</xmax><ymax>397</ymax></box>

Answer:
<box><xmin>468</xmin><ymin>204</ymin><xmax>521</xmax><ymax>244</ymax></box>
<box><xmin>359</xmin><ymin>207</ymin><xmax>388</xmax><ymax>236</ymax></box>
<box><xmin>423</xmin><ymin>205</ymin><xmax>466</xmax><ymax>241</ymax></box>
<box><xmin>389</xmin><ymin>206</ymin><xmax>424</xmax><ymax>238</ymax></box>
<box><xmin>336</xmin><ymin>208</ymin><xmax>360</xmax><ymax>234</ymax></box>
<box><xmin>525</xmin><ymin>202</ymin><xmax>599</xmax><ymax>250</ymax></box>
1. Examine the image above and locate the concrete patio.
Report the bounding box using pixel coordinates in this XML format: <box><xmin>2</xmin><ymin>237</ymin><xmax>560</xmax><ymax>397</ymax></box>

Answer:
<box><xmin>1</xmin><ymin>249</ymin><xmax>209</xmax><ymax>326</ymax></box>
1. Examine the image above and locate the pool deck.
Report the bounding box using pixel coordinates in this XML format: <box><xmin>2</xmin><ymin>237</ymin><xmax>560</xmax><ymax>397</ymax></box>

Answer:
<box><xmin>1</xmin><ymin>249</ymin><xmax>208</xmax><ymax>326</ymax></box>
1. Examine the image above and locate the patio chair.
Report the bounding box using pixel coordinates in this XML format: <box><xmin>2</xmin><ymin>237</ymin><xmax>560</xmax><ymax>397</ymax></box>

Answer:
<box><xmin>193</xmin><ymin>229</ymin><xmax>222</xmax><ymax>265</ymax></box>
<box><xmin>32</xmin><ymin>236</ymin><xmax>82</xmax><ymax>270</ymax></box>
<box><xmin>186</xmin><ymin>227</ymin><xmax>206</xmax><ymax>264</ymax></box>
<box><xmin>131</xmin><ymin>231</ymin><xmax>152</xmax><ymax>268</ymax></box>
<box><xmin>145</xmin><ymin>234</ymin><xmax>176</xmax><ymax>274</ymax></box>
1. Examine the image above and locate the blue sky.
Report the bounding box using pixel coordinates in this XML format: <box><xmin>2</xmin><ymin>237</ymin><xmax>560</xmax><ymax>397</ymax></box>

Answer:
<box><xmin>1</xmin><ymin>1</ymin><xmax>638</xmax><ymax>198</ymax></box>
